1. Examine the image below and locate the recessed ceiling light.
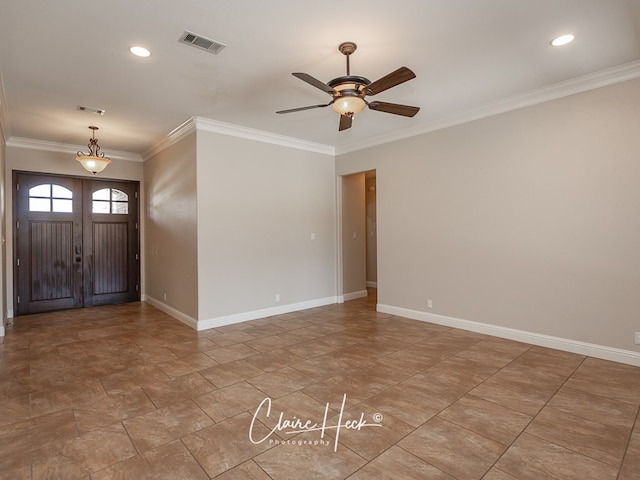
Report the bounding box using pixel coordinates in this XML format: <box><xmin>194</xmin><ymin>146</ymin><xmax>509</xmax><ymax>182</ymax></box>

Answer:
<box><xmin>550</xmin><ymin>34</ymin><xmax>575</xmax><ymax>47</ymax></box>
<box><xmin>129</xmin><ymin>46</ymin><xmax>151</xmax><ymax>57</ymax></box>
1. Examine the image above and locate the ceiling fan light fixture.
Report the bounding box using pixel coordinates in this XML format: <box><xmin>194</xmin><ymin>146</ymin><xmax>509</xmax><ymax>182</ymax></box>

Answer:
<box><xmin>332</xmin><ymin>95</ymin><xmax>366</xmax><ymax>115</ymax></box>
<box><xmin>76</xmin><ymin>126</ymin><xmax>111</xmax><ymax>174</ymax></box>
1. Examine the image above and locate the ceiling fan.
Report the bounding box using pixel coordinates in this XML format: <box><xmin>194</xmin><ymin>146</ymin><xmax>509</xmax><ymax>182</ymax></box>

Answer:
<box><xmin>276</xmin><ymin>42</ymin><xmax>420</xmax><ymax>131</ymax></box>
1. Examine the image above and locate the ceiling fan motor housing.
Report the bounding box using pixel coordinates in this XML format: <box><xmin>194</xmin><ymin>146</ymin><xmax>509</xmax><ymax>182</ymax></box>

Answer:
<box><xmin>328</xmin><ymin>76</ymin><xmax>371</xmax><ymax>100</ymax></box>
<box><xmin>328</xmin><ymin>75</ymin><xmax>370</xmax><ymax>90</ymax></box>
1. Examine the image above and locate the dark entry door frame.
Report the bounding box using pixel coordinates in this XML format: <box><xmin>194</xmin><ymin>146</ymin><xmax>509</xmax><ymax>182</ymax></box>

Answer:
<box><xmin>13</xmin><ymin>171</ymin><xmax>140</xmax><ymax>316</ymax></box>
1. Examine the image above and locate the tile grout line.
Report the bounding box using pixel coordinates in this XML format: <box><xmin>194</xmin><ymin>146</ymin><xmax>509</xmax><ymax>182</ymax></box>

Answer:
<box><xmin>525</xmin><ymin>355</ymin><xmax>637</xmax><ymax>474</ymax></box>
<box><xmin>479</xmin><ymin>354</ymin><xmax>607</xmax><ymax>477</ymax></box>
<box><xmin>177</xmin><ymin>437</ymin><xmax>211</xmax><ymax>478</ymax></box>
<box><xmin>615</xmin><ymin>403</ymin><xmax>640</xmax><ymax>480</ymax></box>
<box><xmin>340</xmin><ymin>337</ymin><xmax>529</xmax><ymax>479</ymax></box>
<box><xmin>418</xmin><ymin>345</ymin><xmax>534</xmax><ymax>479</ymax></box>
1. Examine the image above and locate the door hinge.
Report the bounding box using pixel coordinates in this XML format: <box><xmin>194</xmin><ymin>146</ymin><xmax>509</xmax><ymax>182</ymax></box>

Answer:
<box><xmin>135</xmin><ymin>191</ymin><xmax>138</xmax><ymax>199</ymax></box>
<box><xmin>16</xmin><ymin>183</ymin><xmax>19</xmax><ymax>191</ymax></box>
<box><xmin>16</xmin><ymin>258</ymin><xmax>20</xmax><ymax>267</ymax></box>
<box><xmin>17</xmin><ymin>295</ymin><xmax>20</xmax><ymax>304</ymax></box>
<box><xmin>136</xmin><ymin>222</ymin><xmax>138</xmax><ymax>230</ymax></box>
<box><xmin>135</xmin><ymin>253</ymin><xmax>139</xmax><ymax>261</ymax></box>
<box><xmin>16</xmin><ymin>221</ymin><xmax>19</xmax><ymax>229</ymax></box>
<box><xmin>136</xmin><ymin>284</ymin><xmax>139</xmax><ymax>291</ymax></box>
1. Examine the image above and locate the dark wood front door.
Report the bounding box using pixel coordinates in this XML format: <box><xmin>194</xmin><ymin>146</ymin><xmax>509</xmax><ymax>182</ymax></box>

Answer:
<box><xmin>14</xmin><ymin>172</ymin><xmax>140</xmax><ymax>315</ymax></box>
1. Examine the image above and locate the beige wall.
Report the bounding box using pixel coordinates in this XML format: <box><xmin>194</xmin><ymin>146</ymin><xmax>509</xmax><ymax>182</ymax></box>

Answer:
<box><xmin>4</xmin><ymin>146</ymin><xmax>144</xmax><ymax>317</ymax></box>
<box><xmin>196</xmin><ymin>131</ymin><xmax>337</xmax><ymax>323</ymax></box>
<box><xmin>337</xmin><ymin>77</ymin><xmax>640</xmax><ymax>354</ymax></box>
<box><xmin>0</xmin><ymin>123</ymin><xmax>5</xmax><ymax>330</ymax></box>
<box><xmin>341</xmin><ymin>172</ymin><xmax>367</xmax><ymax>298</ymax></box>
<box><xmin>365</xmin><ymin>175</ymin><xmax>377</xmax><ymax>286</ymax></box>
<box><xmin>144</xmin><ymin>134</ymin><xmax>198</xmax><ymax>320</ymax></box>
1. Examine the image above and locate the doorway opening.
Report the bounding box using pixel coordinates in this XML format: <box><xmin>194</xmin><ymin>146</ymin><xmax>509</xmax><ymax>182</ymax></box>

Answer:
<box><xmin>340</xmin><ymin>169</ymin><xmax>377</xmax><ymax>302</ymax></box>
<box><xmin>365</xmin><ymin>171</ymin><xmax>377</xmax><ymax>290</ymax></box>
<box><xmin>13</xmin><ymin>171</ymin><xmax>140</xmax><ymax>316</ymax></box>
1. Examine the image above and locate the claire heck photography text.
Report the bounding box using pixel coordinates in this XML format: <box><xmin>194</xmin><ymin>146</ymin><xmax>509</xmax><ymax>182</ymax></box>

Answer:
<box><xmin>249</xmin><ymin>393</ymin><xmax>383</xmax><ymax>452</ymax></box>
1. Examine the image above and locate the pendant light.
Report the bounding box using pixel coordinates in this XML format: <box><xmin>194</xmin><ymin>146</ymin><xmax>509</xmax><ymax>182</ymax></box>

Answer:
<box><xmin>76</xmin><ymin>126</ymin><xmax>111</xmax><ymax>174</ymax></box>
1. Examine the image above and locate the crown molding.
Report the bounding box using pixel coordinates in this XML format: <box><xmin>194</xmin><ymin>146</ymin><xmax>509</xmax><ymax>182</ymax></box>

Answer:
<box><xmin>5</xmin><ymin>136</ymin><xmax>143</xmax><ymax>162</ymax></box>
<box><xmin>194</xmin><ymin>117</ymin><xmax>336</xmax><ymax>155</ymax></box>
<box><xmin>146</xmin><ymin>116</ymin><xmax>335</xmax><ymax>160</ymax></box>
<box><xmin>336</xmin><ymin>59</ymin><xmax>640</xmax><ymax>155</ymax></box>
<box><xmin>143</xmin><ymin>117</ymin><xmax>197</xmax><ymax>160</ymax></box>
<box><xmin>192</xmin><ymin>117</ymin><xmax>335</xmax><ymax>155</ymax></box>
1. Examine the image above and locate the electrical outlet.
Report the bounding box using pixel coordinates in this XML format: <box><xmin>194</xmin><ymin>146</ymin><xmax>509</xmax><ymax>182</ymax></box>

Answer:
<box><xmin>635</xmin><ymin>332</ymin><xmax>640</xmax><ymax>345</ymax></box>
<box><xmin>427</xmin><ymin>299</ymin><xmax>433</xmax><ymax>309</ymax></box>
<box><xmin>163</xmin><ymin>292</ymin><xmax>167</xmax><ymax>301</ymax></box>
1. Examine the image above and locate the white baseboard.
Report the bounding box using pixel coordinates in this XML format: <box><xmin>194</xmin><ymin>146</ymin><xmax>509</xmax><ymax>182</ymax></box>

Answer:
<box><xmin>145</xmin><ymin>295</ymin><xmax>339</xmax><ymax>332</ymax></box>
<box><xmin>366</xmin><ymin>281</ymin><xmax>378</xmax><ymax>288</ymax></box>
<box><xmin>144</xmin><ymin>295</ymin><xmax>198</xmax><ymax>330</ymax></box>
<box><xmin>342</xmin><ymin>290</ymin><xmax>368</xmax><ymax>302</ymax></box>
<box><xmin>377</xmin><ymin>304</ymin><xmax>640</xmax><ymax>367</ymax></box>
<box><xmin>0</xmin><ymin>325</ymin><xmax>4</xmax><ymax>337</ymax></box>
<box><xmin>196</xmin><ymin>296</ymin><xmax>338</xmax><ymax>331</ymax></box>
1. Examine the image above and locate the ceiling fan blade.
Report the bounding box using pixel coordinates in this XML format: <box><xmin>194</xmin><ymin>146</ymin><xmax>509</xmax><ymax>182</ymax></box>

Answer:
<box><xmin>276</xmin><ymin>102</ymin><xmax>332</xmax><ymax>114</ymax></box>
<box><xmin>368</xmin><ymin>101</ymin><xmax>420</xmax><ymax>117</ymax></box>
<box><xmin>366</xmin><ymin>67</ymin><xmax>416</xmax><ymax>96</ymax></box>
<box><xmin>292</xmin><ymin>72</ymin><xmax>335</xmax><ymax>94</ymax></box>
<box><xmin>338</xmin><ymin>114</ymin><xmax>353</xmax><ymax>131</ymax></box>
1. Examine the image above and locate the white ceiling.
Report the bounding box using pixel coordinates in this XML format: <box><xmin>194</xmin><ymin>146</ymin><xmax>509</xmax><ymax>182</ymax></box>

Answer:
<box><xmin>1</xmin><ymin>0</ymin><xmax>640</xmax><ymax>158</ymax></box>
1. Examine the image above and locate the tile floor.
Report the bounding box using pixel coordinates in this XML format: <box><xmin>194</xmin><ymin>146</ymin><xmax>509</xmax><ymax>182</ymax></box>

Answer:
<box><xmin>0</xmin><ymin>291</ymin><xmax>639</xmax><ymax>479</ymax></box>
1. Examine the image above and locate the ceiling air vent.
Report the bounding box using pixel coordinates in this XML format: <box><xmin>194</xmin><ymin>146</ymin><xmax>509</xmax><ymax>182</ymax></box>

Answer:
<box><xmin>77</xmin><ymin>106</ymin><xmax>105</xmax><ymax>115</ymax></box>
<box><xmin>179</xmin><ymin>31</ymin><xmax>226</xmax><ymax>55</ymax></box>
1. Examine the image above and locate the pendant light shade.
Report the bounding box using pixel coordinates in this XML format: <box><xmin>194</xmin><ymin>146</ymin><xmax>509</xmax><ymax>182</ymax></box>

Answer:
<box><xmin>76</xmin><ymin>126</ymin><xmax>111</xmax><ymax>174</ymax></box>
